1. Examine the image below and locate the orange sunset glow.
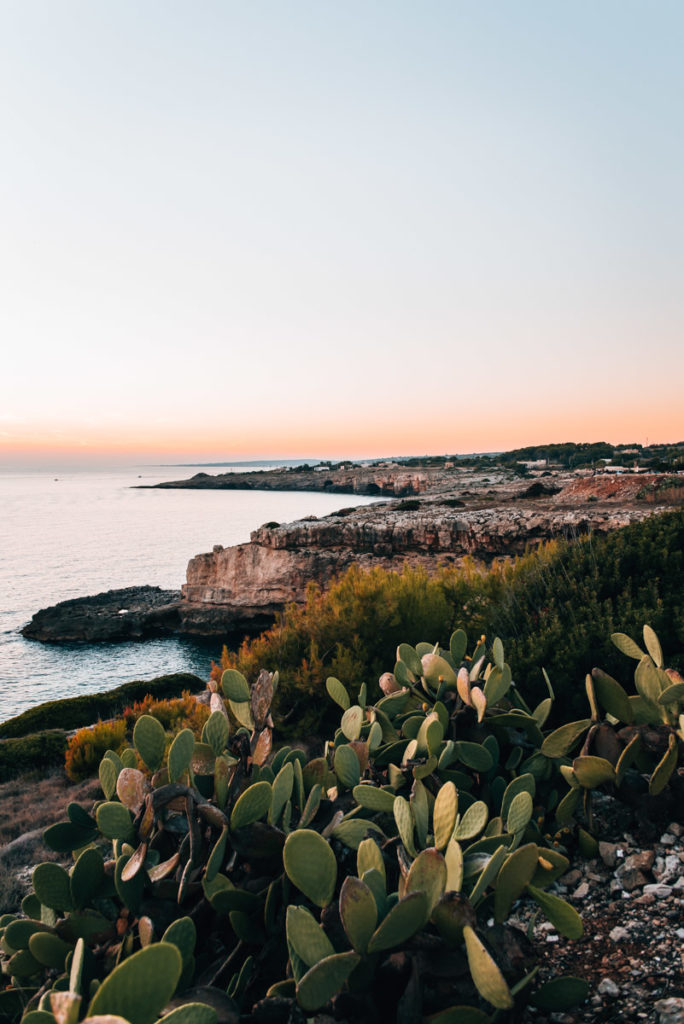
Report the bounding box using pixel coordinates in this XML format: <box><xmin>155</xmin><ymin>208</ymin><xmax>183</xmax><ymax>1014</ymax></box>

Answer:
<box><xmin>1</xmin><ymin>3</ymin><xmax>683</xmax><ymax>469</ymax></box>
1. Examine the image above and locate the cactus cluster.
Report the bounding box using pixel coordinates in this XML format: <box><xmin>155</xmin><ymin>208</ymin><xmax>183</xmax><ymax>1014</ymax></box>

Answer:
<box><xmin>544</xmin><ymin>626</ymin><xmax>684</xmax><ymax>833</ymax></box>
<box><xmin>1</xmin><ymin>633</ymin><xmax>598</xmax><ymax>1023</ymax></box>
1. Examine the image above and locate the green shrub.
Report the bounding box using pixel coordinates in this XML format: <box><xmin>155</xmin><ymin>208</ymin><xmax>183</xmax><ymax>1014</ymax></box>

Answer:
<box><xmin>0</xmin><ymin>673</ymin><xmax>204</xmax><ymax>740</ymax></box>
<box><xmin>0</xmin><ymin>731</ymin><xmax>67</xmax><ymax>783</ymax></box>
<box><xmin>65</xmin><ymin>693</ymin><xmax>210</xmax><ymax>781</ymax></box>
<box><xmin>215</xmin><ymin>563</ymin><xmax>473</xmax><ymax>736</ymax></box>
<box><xmin>491</xmin><ymin>508</ymin><xmax>684</xmax><ymax>716</ymax></box>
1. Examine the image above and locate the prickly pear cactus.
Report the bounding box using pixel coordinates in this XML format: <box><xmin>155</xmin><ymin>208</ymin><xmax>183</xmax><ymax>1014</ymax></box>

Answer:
<box><xmin>543</xmin><ymin>625</ymin><xmax>684</xmax><ymax>832</ymax></box>
<box><xmin>0</xmin><ymin>639</ymin><xmax>592</xmax><ymax>1023</ymax></box>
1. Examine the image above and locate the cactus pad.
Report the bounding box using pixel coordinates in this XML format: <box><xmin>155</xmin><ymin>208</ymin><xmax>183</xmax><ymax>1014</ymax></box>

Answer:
<box><xmin>230</xmin><ymin>781</ymin><xmax>273</xmax><ymax>831</ymax></box>
<box><xmin>204</xmin><ymin>711</ymin><xmax>230</xmax><ymax>756</ymax></box>
<box><xmin>334</xmin><ymin>744</ymin><xmax>361</xmax><ymax>789</ymax></box>
<box><xmin>526</xmin><ymin>884</ymin><xmax>583</xmax><ymax>939</ymax></box>
<box><xmin>283</xmin><ymin>829</ymin><xmax>337</xmax><ymax>907</ymax></box>
<box><xmin>296</xmin><ymin>951</ymin><xmax>361</xmax><ymax>1012</ymax></box>
<box><xmin>32</xmin><ymin>863</ymin><xmax>73</xmax><ymax>912</ymax></box>
<box><xmin>367</xmin><ymin>892</ymin><xmax>428</xmax><ymax>953</ymax></box>
<box><xmin>98</xmin><ymin>758</ymin><xmax>118</xmax><ymax>800</ymax></box>
<box><xmin>433</xmin><ymin>782</ymin><xmax>458</xmax><ymax>850</ymax></box>
<box><xmin>505</xmin><ymin>790</ymin><xmax>533</xmax><ymax>834</ymax></box>
<box><xmin>286</xmin><ymin>905</ymin><xmax>335</xmax><ymax>966</ymax></box>
<box><xmin>96</xmin><ymin>802</ymin><xmax>135</xmax><ymax>843</ymax></box>
<box><xmin>116</xmin><ymin>768</ymin><xmax>147</xmax><ymax>813</ymax></box>
<box><xmin>463</xmin><ymin>924</ymin><xmax>513</xmax><ymax>1009</ymax></box>
<box><xmin>168</xmin><ymin>729</ymin><xmax>195</xmax><ymax>783</ymax></box>
<box><xmin>454</xmin><ymin>801</ymin><xmax>488</xmax><ymax>841</ymax></box>
<box><xmin>28</xmin><ymin>932</ymin><xmax>72</xmax><ymax>970</ymax></box>
<box><xmin>341</xmin><ymin>705</ymin><xmax>364</xmax><ymax>741</ymax></box>
<box><xmin>339</xmin><ymin>876</ymin><xmax>377</xmax><ymax>953</ymax></box>
<box><xmin>405</xmin><ymin>848</ymin><xmax>447</xmax><ymax>916</ymax></box>
<box><xmin>221</xmin><ymin>668</ymin><xmax>250</xmax><ymax>703</ymax></box>
<box><xmin>87</xmin><ymin>943</ymin><xmax>182</xmax><ymax>1024</ymax></box>
<box><xmin>132</xmin><ymin>715</ymin><xmax>166</xmax><ymax>772</ymax></box>
<box><xmin>161</xmin><ymin>917</ymin><xmax>196</xmax><ymax>965</ymax></box>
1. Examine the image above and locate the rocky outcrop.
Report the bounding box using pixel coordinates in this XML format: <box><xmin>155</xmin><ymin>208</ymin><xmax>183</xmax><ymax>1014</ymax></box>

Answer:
<box><xmin>21</xmin><ymin>587</ymin><xmax>182</xmax><ymax>643</ymax></box>
<box><xmin>145</xmin><ymin>466</ymin><xmax>444</xmax><ymax>497</ymax></box>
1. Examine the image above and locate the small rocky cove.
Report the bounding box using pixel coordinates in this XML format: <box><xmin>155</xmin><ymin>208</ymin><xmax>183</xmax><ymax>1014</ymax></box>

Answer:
<box><xmin>21</xmin><ymin>469</ymin><xmax>681</xmax><ymax>644</ymax></box>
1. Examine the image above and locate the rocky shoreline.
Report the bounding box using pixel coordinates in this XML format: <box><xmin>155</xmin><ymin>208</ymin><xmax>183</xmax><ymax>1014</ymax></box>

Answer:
<box><xmin>20</xmin><ymin>586</ymin><xmax>182</xmax><ymax>643</ymax></box>
<box><xmin>21</xmin><ymin>470</ymin><xmax>682</xmax><ymax>644</ymax></box>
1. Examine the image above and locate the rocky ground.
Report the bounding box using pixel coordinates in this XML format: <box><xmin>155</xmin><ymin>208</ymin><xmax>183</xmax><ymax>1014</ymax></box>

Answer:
<box><xmin>518</xmin><ymin>794</ymin><xmax>684</xmax><ymax>1024</ymax></box>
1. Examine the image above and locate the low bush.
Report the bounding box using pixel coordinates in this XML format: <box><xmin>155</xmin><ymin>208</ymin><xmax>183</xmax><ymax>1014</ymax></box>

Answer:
<box><xmin>491</xmin><ymin>507</ymin><xmax>684</xmax><ymax>714</ymax></box>
<box><xmin>64</xmin><ymin>719</ymin><xmax>127</xmax><ymax>781</ymax></box>
<box><xmin>64</xmin><ymin>692</ymin><xmax>210</xmax><ymax>781</ymax></box>
<box><xmin>121</xmin><ymin>691</ymin><xmax>210</xmax><ymax>734</ymax></box>
<box><xmin>0</xmin><ymin>731</ymin><xmax>67</xmax><ymax>783</ymax></box>
<box><xmin>0</xmin><ymin>672</ymin><xmax>204</xmax><ymax>740</ymax></box>
<box><xmin>215</xmin><ymin>562</ymin><xmax>475</xmax><ymax>737</ymax></box>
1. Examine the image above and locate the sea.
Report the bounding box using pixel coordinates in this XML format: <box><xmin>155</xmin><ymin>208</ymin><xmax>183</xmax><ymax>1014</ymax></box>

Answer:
<box><xmin>0</xmin><ymin>467</ymin><xmax>379</xmax><ymax>723</ymax></box>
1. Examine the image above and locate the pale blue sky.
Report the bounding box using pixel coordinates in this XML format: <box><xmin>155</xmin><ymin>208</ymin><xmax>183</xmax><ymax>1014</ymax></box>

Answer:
<box><xmin>1</xmin><ymin>1</ymin><xmax>682</xmax><ymax>465</ymax></box>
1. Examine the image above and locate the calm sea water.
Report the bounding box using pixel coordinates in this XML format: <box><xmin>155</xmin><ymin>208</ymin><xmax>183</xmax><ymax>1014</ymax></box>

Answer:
<box><xmin>0</xmin><ymin>468</ymin><xmax>378</xmax><ymax>723</ymax></box>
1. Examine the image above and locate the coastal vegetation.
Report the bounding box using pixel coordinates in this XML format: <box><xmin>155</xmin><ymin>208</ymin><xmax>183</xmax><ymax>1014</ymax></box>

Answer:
<box><xmin>0</xmin><ymin>731</ymin><xmax>70</xmax><ymax>785</ymax></box>
<box><xmin>393</xmin><ymin>440</ymin><xmax>684</xmax><ymax>472</ymax></box>
<box><xmin>0</xmin><ymin>625</ymin><xmax>680</xmax><ymax>1022</ymax></box>
<box><xmin>0</xmin><ymin>674</ymin><xmax>204</xmax><ymax>742</ymax></box>
<box><xmin>0</xmin><ymin>675</ymin><xmax>204</xmax><ymax>784</ymax></box>
<box><xmin>214</xmin><ymin>509</ymin><xmax>684</xmax><ymax>735</ymax></box>
<box><xmin>65</xmin><ymin>692</ymin><xmax>210</xmax><ymax>782</ymax></box>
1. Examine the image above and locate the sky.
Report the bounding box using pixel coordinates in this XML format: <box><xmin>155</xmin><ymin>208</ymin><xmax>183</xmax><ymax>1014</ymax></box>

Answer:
<box><xmin>1</xmin><ymin>1</ymin><xmax>683</xmax><ymax>468</ymax></box>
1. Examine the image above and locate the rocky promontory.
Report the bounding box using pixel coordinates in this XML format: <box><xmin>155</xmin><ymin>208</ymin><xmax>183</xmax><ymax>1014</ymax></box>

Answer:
<box><xmin>144</xmin><ymin>464</ymin><xmax>452</xmax><ymax>497</ymax></box>
<box><xmin>22</xmin><ymin>471</ymin><xmax>683</xmax><ymax>643</ymax></box>
<box><xmin>21</xmin><ymin>586</ymin><xmax>182</xmax><ymax>643</ymax></box>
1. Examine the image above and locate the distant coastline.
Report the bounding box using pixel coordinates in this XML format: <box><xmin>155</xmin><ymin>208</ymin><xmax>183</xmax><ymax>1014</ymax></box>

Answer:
<box><xmin>23</xmin><ymin>452</ymin><xmax>684</xmax><ymax>647</ymax></box>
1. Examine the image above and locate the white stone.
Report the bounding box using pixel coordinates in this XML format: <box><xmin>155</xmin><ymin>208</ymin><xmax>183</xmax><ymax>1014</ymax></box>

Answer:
<box><xmin>644</xmin><ymin>883</ymin><xmax>672</xmax><ymax>898</ymax></box>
